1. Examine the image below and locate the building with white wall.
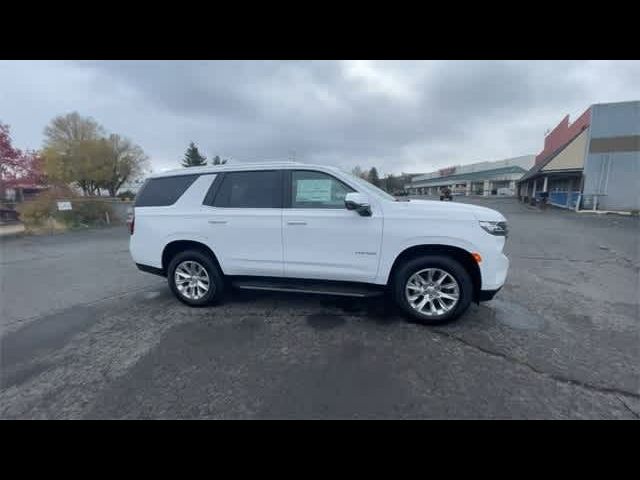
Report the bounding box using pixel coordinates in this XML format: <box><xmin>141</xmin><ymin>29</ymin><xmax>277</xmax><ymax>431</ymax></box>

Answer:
<box><xmin>405</xmin><ymin>155</ymin><xmax>535</xmax><ymax>197</ymax></box>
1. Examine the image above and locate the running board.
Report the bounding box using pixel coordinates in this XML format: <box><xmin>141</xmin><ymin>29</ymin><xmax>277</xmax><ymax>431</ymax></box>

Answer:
<box><xmin>231</xmin><ymin>278</ymin><xmax>384</xmax><ymax>298</ymax></box>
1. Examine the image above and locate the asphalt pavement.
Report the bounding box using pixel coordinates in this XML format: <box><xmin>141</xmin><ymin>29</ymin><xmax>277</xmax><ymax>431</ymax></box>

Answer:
<box><xmin>1</xmin><ymin>198</ymin><xmax>638</xmax><ymax>419</ymax></box>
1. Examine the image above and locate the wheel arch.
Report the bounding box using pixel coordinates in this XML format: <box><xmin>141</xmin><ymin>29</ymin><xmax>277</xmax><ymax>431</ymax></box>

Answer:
<box><xmin>387</xmin><ymin>244</ymin><xmax>482</xmax><ymax>302</ymax></box>
<box><xmin>161</xmin><ymin>240</ymin><xmax>223</xmax><ymax>275</ymax></box>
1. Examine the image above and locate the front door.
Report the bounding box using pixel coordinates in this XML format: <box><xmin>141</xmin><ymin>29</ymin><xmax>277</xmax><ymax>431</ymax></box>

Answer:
<box><xmin>282</xmin><ymin>170</ymin><xmax>383</xmax><ymax>283</ymax></box>
<box><xmin>203</xmin><ymin>170</ymin><xmax>284</xmax><ymax>276</ymax></box>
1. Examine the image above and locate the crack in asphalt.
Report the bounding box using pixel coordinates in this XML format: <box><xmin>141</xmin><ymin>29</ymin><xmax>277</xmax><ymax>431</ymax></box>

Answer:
<box><xmin>515</xmin><ymin>255</ymin><xmax>637</xmax><ymax>266</ymax></box>
<box><xmin>616</xmin><ymin>396</ymin><xmax>640</xmax><ymax>419</ymax></box>
<box><xmin>432</xmin><ymin>328</ymin><xmax>640</xmax><ymax>403</ymax></box>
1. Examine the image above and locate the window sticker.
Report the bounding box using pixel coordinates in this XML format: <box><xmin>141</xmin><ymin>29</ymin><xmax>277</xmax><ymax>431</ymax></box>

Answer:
<box><xmin>296</xmin><ymin>179</ymin><xmax>333</xmax><ymax>202</ymax></box>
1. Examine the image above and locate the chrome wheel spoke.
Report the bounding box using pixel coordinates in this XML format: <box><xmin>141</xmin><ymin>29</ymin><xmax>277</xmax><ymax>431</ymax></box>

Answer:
<box><xmin>415</xmin><ymin>297</ymin><xmax>428</xmax><ymax>312</ymax></box>
<box><xmin>439</xmin><ymin>292</ymin><xmax>458</xmax><ymax>301</ymax></box>
<box><xmin>429</xmin><ymin>300</ymin><xmax>437</xmax><ymax>314</ymax></box>
<box><xmin>436</xmin><ymin>272</ymin><xmax>450</xmax><ymax>285</ymax></box>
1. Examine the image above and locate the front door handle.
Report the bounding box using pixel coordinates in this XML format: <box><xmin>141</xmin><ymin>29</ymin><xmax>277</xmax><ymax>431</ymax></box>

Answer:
<box><xmin>287</xmin><ymin>221</ymin><xmax>307</xmax><ymax>225</ymax></box>
<box><xmin>208</xmin><ymin>220</ymin><xmax>228</xmax><ymax>224</ymax></box>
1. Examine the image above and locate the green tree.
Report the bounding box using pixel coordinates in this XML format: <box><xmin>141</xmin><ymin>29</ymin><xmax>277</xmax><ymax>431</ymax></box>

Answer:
<box><xmin>181</xmin><ymin>142</ymin><xmax>207</xmax><ymax>167</ymax></box>
<box><xmin>212</xmin><ymin>155</ymin><xmax>227</xmax><ymax>165</ymax></box>
<box><xmin>42</xmin><ymin>112</ymin><xmax>107</xmax><ymax>196</ymax></box>
<box><xmin>42</xmin><ymin>112</ymin><xmax>148</xmax><ymax>197</ymax></box>
<box><xmin>368</xmin><ymin>166</ymin><xmax>381</xmax><ymax>187</ymax></box>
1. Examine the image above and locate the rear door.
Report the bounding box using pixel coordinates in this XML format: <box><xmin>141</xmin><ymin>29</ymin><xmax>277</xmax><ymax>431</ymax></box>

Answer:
<box><xmin>203</xmin><ymin>170</ymin><xmax>284</xmax><ymax>276</ymax></box>
<box><xmin>282</xmin><ymin>169</ymin><xmax>383</xmax><ymax>283</ymax></box>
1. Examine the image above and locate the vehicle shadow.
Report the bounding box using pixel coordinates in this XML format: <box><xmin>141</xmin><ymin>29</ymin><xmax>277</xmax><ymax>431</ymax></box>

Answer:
<box><xmin>226</xmin><ymin>287</ymin><xmax>402</xmax><ymax>326</ymax></box>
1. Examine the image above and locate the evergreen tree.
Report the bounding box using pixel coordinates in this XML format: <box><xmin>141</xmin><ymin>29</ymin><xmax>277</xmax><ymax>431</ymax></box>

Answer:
<box><xmin>368</xmin><ymin>166</ymin><xmax>381</xmax><ymax>187</ymax></box>
<box><xmin>181</xmin><ymin>142</ymin><xmax>207</xmax><ymax>167</ymax></box>
<box><xmin>212</xmin><ymin>155</ymin><xmax>228</xmax><ymax>165</ymax></box>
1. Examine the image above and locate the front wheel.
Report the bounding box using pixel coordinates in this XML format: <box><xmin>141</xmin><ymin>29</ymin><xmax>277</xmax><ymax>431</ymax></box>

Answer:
<box><xmin>167</xmin><ymin>250</ymin><xmax>224</xmax><ymax>307</ymax></box>
<box><xmin>392</xmin><ymin>255</ymin><xmax>473</xmax><ymax>325</ymax></box>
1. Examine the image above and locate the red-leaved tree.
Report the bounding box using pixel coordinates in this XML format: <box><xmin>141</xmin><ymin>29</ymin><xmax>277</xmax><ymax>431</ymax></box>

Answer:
<box><xmin>0</xmin><ymin>122</ymin><xmax>45</xmax><ymax>199</ymax></box>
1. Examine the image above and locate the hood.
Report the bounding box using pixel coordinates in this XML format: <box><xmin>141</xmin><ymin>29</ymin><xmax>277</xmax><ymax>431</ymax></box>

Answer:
<box><xmin>393</xmin><ymin>199</ymin><xmax>505</xmax><ymax>221</ymax></box>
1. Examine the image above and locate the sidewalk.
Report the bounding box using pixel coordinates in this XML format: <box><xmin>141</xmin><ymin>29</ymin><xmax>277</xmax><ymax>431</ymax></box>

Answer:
<box><xmin>0</xmin><ymin>222</ymin><xmax>26</xmax><ymax>237</ymax></box>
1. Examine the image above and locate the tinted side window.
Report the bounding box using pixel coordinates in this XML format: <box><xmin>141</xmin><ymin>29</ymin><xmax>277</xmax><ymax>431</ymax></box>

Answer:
<box><xmin>213</xmin><ymin>171</ymin><xmax>282</xmax><ymax>208</ymax></box>
<box><xmin>291</xmin><ymin>170</ymin><xmax>354</xmax><ymax>209</ymax></box>
<box><xmin>135</xmin><ymin>175</ymin><xmax>199</xmax><ymax>207</ymax></box>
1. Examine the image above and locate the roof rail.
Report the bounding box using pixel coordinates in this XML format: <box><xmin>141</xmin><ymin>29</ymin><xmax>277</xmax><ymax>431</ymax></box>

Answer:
<box><xmin>233</xmin><ymin>161</ymin><xmax>303</xmax><ymax>166</ymax></box>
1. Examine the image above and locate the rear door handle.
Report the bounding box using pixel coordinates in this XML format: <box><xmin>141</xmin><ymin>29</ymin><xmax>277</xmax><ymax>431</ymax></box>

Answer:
<box><xmin>208</xmin><ymin>220</ymin><xmax>228</xmax><ymax>224</ymax></box>
<box><xmin>287</xmin><ymin>221</ymin><xmax>307</xmax><ymax>225</ymax></box>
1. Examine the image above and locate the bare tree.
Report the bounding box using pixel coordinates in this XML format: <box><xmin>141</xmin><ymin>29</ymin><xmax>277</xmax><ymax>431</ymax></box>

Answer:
<box><xmin>100</xmin><ymin>134</ymin><xmax>149</xmax><ymax>197</ymax></box>
<box><xmin>351</xmin><ymin>165</ymin><xmax>368</xmax><ymax>179</ymax></box>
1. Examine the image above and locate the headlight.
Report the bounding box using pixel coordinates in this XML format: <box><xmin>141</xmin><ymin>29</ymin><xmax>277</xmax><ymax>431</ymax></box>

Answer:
<box><xmin>479</xmin><ymin>220</ymin><xmax>508</xmax><ymax>236</ymax></box>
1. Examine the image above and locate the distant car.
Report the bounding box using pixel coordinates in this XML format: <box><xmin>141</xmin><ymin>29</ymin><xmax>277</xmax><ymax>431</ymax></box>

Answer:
<box><xmin>129</xmin><ymin>162</ymin><xmax>509</xmax><ymax>325</ymax></box>
<box><xmin>440</xmin><ymin>189</ymin><xmax>453</xmax><ymax>201</ymax></box>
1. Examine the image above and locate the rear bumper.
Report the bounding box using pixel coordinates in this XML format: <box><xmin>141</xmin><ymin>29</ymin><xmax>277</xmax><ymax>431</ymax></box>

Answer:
<box><xmin>477</xmin><ymin>287</ymin><xmax>502</xmax><ymax>302</ymax></box>
<box><xmin>136</xmin><ymin>263</ymin><xmax>165</xmax><ymax>277</ymax></box>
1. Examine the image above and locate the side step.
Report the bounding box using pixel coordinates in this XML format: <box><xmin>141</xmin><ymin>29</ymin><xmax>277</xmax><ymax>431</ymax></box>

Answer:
<box><xmin>231</xmin><ymin>277</ymin><xmax>385</xmax><ymax>298</ymax></box>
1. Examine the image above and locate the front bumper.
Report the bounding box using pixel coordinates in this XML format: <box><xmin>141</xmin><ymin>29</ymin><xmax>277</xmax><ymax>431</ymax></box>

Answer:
<box><xmin>480</xmin><ymin>252</ymin><xmax>509</xmax><ymax>291</ymax></box>
<box><xmin>477</xmin><ymin>287</ymin><xmax>502</xmax><ymax>302</ymax></box>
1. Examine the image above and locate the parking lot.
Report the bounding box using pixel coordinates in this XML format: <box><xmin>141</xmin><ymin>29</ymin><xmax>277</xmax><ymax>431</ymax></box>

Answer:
<box><xmin>1</xmin><ymin>197</ymin><xmax>638</xmax><ymax>419</ymax></box>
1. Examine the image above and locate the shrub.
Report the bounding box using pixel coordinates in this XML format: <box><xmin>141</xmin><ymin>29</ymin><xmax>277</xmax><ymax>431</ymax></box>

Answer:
<box><xmin>17</xmin><ymin>191</ymin><xmax>115</xmax><ymax>230</ymax></box>
<box><xmin>17</xmin><ymin>191</ymin><xmax>58</xmax><ymax>227</ymax></box>
<box><xmin>117</xmin><ymin>190</ymin><xmax>136</xmax><ymax>201</ymax></box>
<box><xmin>70</xmin><ymin>200</ymin><xmax>114</xmax><ymax>226</ymax></box>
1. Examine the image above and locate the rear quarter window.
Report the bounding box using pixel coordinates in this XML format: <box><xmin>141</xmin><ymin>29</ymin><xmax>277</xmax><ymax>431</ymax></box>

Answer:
<box><xmin>135</xmin><ymin>175</ymin><xmax>199</xmax><ymax>207</ymax></box>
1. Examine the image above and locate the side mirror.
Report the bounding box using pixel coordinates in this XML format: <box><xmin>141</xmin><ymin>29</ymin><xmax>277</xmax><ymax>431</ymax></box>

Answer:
<box><xmin>344</xmin><ymin>192</ymin><xmax>372</xmax><ymax>217</ymax></box>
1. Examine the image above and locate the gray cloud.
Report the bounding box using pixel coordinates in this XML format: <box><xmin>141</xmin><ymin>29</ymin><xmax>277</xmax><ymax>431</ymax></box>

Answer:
<box><xmin>1</xmin><ymin>60</ymin><xmax>639</xmax><ymax>175</ymax></box>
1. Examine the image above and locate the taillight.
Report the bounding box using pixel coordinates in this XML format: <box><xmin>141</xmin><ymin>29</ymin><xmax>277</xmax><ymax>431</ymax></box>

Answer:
<box><xmin>127</xmin><ymin>212</ymin><xmax>135</xmax><ymax>235</ymax></box>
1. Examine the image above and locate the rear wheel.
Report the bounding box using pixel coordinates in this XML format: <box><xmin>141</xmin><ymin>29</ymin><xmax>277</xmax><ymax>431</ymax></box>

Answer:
<box><xmin>392</xmin><ymin>255</ymin><xmax>473</xmax><ymax>325</ymax></box>
<box><xmin>167</xmin><ymin>250</ymin><xmax>224</xmax><ymax>307</ymax></box>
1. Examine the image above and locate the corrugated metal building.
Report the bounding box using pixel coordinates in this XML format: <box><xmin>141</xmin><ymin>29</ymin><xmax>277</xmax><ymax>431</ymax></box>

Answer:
<box><xmin>518</xmin><ymin>100</ymin><xmax>640</xmax><ymax>212</ymax></box>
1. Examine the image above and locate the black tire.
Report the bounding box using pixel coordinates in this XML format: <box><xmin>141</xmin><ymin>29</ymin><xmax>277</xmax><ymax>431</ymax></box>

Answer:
<box><xmin>392</xmin><ymin>255</ymin><xmax>473</xmax><ymax>325</ymax></box>
<box><xmin>167</xmin><ymin>249</ymin><xmax>224</xmax><ymax>307</ymax></box>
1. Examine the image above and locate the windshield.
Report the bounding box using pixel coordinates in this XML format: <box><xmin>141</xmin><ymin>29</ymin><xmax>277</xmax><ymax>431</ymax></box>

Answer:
<box><xmin>341</xmin><ymin>170</ymin><xmax>397</xmax><ymax>202</ymax></box>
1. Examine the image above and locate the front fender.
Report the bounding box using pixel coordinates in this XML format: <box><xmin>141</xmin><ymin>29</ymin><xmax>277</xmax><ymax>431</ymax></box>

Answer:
<box><xmin>375</xmin><ymin>236</ymin><xmax>481</xmax><ymax>284</ymax></box>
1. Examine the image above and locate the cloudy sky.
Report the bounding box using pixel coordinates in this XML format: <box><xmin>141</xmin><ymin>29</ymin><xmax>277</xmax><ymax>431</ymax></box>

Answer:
<box><xmin>1</xmin><ymin>60</ymin><xmax>639</xmax><ymax>175</ymax></box>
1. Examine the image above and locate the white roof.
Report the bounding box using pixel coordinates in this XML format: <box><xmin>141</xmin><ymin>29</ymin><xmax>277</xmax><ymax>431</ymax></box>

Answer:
<box><xmin>150</xmin><ymin>161</ymin><xmax>341</xmax><ymax>178</ymax></box>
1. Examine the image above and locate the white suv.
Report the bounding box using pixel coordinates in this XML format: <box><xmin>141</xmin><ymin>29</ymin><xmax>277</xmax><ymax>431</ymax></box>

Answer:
<box><xmin>129</xmin><ymin>162</ymin><xmax>509</xmax><ymax>325</ymax></box>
